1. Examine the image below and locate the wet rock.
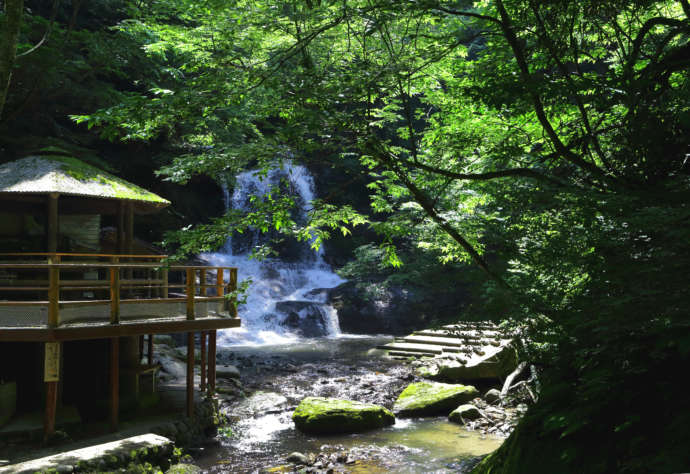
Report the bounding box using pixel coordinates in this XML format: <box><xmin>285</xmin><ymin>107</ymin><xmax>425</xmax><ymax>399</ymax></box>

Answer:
<box><xmin>484</xmin><ymin>388</ymin><xmax>501</xmax><ymax>405</ymax></box>
<box><xmin>286</xmin><ymin>452</ymin><xmax>310</xmax><ymax>465</ymax></box>
<box><xmin>276</xmin><ymin>301</ymin><xmax>331</xmax><ymax>337</ymax></box>
<box><xmin>417</xmin><ymin>345</ymin><xmax>518</xmax><ymax>381</ymax></box>
<box><xmin>449</xmin><ymin>404</ymin><xmax>482</xmax><ymax>424</ymax></box>
<box><xmin>217</xmin><ymin>365</ymin><xmax>241</xmax><ymax>379</ymax></box>
<box><xmin>393</xmin><ymin>381</ymin><xmax>479</xmax><ymax>417</ymax></box>
<box><xmin>292</xmin><ymin>397</ymin><xmax>395</xmax><ymax>434</ymax></box>
<box><xmin>235</xmin><ymin>391</ymin><xmax>288</xmax><ymax>417</ymax></box>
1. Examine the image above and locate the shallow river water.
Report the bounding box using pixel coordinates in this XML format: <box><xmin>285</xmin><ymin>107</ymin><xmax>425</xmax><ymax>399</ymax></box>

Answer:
<box><xmin>196</xmin><ymin>336</ymin><xmax>503</xmax><ymax>473</ymax></box>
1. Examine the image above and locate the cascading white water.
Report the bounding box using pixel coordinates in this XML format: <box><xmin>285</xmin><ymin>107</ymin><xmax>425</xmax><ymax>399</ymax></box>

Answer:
<box><xmin>203</xmin><ymin>162</ymin><xmax>345</xmax><ymax>346</ymax></box>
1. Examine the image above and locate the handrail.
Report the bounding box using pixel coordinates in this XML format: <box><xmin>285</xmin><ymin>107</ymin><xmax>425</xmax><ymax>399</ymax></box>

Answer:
<box><xmin>0</xmin><ymin>260</ymin><xmax>239</xmax><ymax>329</ymax></box>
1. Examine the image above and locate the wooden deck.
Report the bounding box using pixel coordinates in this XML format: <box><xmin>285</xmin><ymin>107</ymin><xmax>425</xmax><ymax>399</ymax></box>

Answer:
<box><xmin>0</xmin><ymin>253</ymin><xmax>240</xmax><ymax>341</ymax></box>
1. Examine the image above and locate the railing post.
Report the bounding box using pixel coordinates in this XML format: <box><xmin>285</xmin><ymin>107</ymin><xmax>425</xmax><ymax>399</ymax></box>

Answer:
<box><xmin>186</xmin><ymin>268</ymin><xmax>195</xmax><ymax>320</ymax></box>
<box><xmin>161</xmin><ymin>268</ymin><xmax>169</xmax><ymax>299</ymax></box>
<box><xmin>47</xmin><ymin>255</ymin><xmax>60</xmax><ymax>327</ymax></box>
<box><xmin>110</xmin><ymin>257</ymin><xmax>120</xmax><ymax>324</ymax></box>
<box><xmin>228</xmin><ymin>268</ymin><xmax>238</xmax><ymax>318</ymax></box>
<box><xmin>216</xmin><ymin>268</ymin><xmax>224</xmax><ymax>313</ymax></box>
<box><xmin>199</xmin><ymin>269</ymin><xmax>207</xmax><ymax>297</ymax></box>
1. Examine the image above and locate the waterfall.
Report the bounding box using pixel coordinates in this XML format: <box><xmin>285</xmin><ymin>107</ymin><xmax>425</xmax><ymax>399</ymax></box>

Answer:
<box><xmin>203</xmin><ymin>161</ymin><xmax>344</xmax><ymax>345</ymax></box>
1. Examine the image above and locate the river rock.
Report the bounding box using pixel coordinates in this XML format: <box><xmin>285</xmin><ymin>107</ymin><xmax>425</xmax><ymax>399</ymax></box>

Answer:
<box><xmin>484</xmin><ymin>388</ymin><xmax>501</xmax><ymax>404</ymax></box>
<box><xmin>292</xmin><ymin>397</ymin><xmax>395</xmax><ymax>434</ymax></box>
<box><xmin>166</xmin><ymin>464</ymin><xmax>201</xmax><ymax>474</ymax></box>
<box><xmin>393</xmin><ymin>381</ymin><xmax>479</xmax><ymax>417</ymax></box>
<box><xmin>217</xmin><ymin>364</ymin><xmax>240</xmax><ymax>379</ymax></box>
<box><xmin>286</xmin><ymin>452</ymin><xmax>310</xmax><ymax>465</ymax></box>
<box><xmin>449</xmin><ymin>404</ymin><xmax>482</xmax><ymax>424</ymax></box>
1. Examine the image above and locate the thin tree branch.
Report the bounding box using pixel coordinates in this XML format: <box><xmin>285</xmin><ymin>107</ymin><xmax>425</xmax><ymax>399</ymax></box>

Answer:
<box><xmin>17</xmin><ymin>0</ymin><xmax>61</xmax><ymax>58</ymax></box>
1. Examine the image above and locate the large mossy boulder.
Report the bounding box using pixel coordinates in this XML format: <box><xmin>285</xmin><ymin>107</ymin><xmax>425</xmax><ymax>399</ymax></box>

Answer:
<box><xmin>393</xmin><ymin>381</ymin><xmax>478</xmax><ymax>417</ymax></box>
<box><xmin>292</xmin><ymin>397</ymin><xmax>395</xmax><ymax>434</ymax></box>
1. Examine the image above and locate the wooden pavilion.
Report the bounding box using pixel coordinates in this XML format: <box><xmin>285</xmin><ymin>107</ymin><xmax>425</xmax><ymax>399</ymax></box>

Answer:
<box><xmin>0</xmin><ymin>153</ymin><xmax>240</xmax><ymax>438</ymax></box>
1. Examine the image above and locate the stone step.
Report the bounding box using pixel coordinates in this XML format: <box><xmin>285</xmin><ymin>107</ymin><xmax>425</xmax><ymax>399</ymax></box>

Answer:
<box><xmin>404</xmin><ymin>335</ymin><xmax>491</xmax><ymax>347</ymax></box>
<box><xmin>377</xmin><ymin>343</ymin><xmax>443</xmax><ymax>355</ymax></box>
<box><xmin>387</xmin><ymin>350</ymin><xmax>434</xmax><ymax>358</ymax></box>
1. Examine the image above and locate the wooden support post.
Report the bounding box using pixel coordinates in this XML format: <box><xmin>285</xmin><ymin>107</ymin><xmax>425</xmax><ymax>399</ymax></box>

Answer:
<box><xmin>186</xmin><ymin>268</ymin><xmax>195</xmax><ymax>320</ymax></box>
<box><xmin>124</xmin><ymin>202</ymin><xmax>133</xmax><ymax>296</ymax></box>
<box><xmin>200</xmin><ymin>332</ymin><xmax>207</xmax><ymax>392</ymax></box>
<box><xmin>44</xmin><ymin>381</ymin><xmax>58</xmax><ymax>439</ymax></box>
<box><xmin>186</xmin><ymin>332</ymin><xmax>194</xmax><ymax>418</ymax></box>
<box><xmin>110</xmin><ymin>257</ymin><xmax>120</xmax><ymax>324</ymax></box>
<box><xmin>43</xmin><ymin>341</ymin><xmax>60</xmax><ymax>440</ymax></box>
<box><xmin>208</xmin><ymin>330</ymin><xmax>216</xmax><ymax>394</ymax></box>
<box><xmin>148</xmin><ymin>334</ymin><xmax>154</xmax><ymax>365</ymax></box>
<box><xmin>161</xmin><ymin>268</ymin><xmax>169</xmax><ymax>299</ymax></box>
<box><xmin>47</xmin><ymin>193</ymin><xmax>59</xmax><ymax>253</ymax></box>
<box><xmin>138</xmin><ymin>335</ymin><xmax>144</xmax><ymax>362</ymax></box>
<box><xmin>110</xmin><ymin>337</ymin><xmax>120</xmax><ymax>431</ymax></box>
<box><xmin>116</xmin><ymin>201</ymin><xmax>125</xmax><ymax>254</ymax></box>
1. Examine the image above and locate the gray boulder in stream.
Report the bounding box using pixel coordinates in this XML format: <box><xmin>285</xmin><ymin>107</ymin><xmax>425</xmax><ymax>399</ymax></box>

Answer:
<box><xmin>393</xmin><ymin>381</ymin><xmax>479</xmax><ymax>417</ymax></box>
<box><xmin>292</xmin><ymin>397</ymin><xmax>395</xmax><ymax>434</ymax></box>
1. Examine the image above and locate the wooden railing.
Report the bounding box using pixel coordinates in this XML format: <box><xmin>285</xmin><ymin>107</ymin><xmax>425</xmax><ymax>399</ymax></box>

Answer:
<box><xmin>0</xmin><ymin>253</ymin><xmax>238</xmax><ymax>328</ymax></box>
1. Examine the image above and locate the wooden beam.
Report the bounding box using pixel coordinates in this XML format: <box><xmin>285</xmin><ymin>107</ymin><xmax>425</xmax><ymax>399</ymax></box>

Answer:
<box><xmin>110</xmin><ymin>337</ymin><xmax>119</xmax><ymax>431</ymax></box>
<box><xmin>116</xmin><ymin>201</ymin><xmax>125</xmax><ymax>254</ymax></box>
<box><xmin>147</xmin><ymin>334</ymin><xmax>154</xmax><ymax>365</ymax></box>
<box><xmin>208</xmin><ymin>330</ymin><xmax>216</xmax><ymax>394</ymax></box>
<box><xmin>200</xmin><ymin>331</ymin><xmax>207</xmax><ymax>392</ymax></box>
<box><xmin>124</xmin><ymin>202</ymin><xmax>133</xmax><ymax>255</ymax></box>
<box><xmin>186</xmin><ymin>332</ymin><xmax>194</xmax><ymax>418</ymax></box>
<box><xmin>0</xmin><ymin>317</ymin><xmax>241</xmax><ymax>342</ymax></box>
<box><xmin>47</xmin><ymin>193</ymin><xmax>59</xmax><ymax>253</ymax></box>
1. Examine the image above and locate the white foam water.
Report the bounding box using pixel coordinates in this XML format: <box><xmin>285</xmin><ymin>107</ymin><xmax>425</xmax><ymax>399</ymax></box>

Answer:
<box><xmin>203</xmin><ymin>161</ymin><xmax>345</xmax><ymax>346</ymax></box>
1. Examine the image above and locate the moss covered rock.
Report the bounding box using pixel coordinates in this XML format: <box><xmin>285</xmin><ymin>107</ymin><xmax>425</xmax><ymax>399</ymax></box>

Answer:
<box><xmin>292</xmin><ymin>397</ymin><xmax>395</xmax><ymax>434</ymax></box>
<box><xmin>393</xmin><ymin>381</ymin><xmax>479</xmax><ymax>417</ymax></box>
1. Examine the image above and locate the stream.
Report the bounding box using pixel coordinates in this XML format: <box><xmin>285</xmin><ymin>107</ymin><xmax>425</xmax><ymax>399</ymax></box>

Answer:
<box><xmin>195</xmin><ymin>337</ymin><xmax>503</xmax><ymax>473</ymax></box>
<box><xmin>197</xmin><ymin>162</ymin><xmax>504</xmax><ymax>472</ymax></box>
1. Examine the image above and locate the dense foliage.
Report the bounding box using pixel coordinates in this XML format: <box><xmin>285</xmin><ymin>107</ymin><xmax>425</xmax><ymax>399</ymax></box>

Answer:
<box><xmin>2</xmin><ymin>0</ymin><xmax>689</xmax><ymax>472</ymax></box>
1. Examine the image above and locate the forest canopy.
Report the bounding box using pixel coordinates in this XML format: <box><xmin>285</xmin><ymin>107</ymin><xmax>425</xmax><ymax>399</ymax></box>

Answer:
<box><xmin>2</xmin><ymin>0</ymin><xmax>689</xmax><ymax>472</ymax></box>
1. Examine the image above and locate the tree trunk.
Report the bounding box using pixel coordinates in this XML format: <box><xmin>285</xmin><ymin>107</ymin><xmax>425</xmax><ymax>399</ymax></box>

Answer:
<box><xmin>0</xmin><ymin>0</ymin><xmax>23</xmax><ymax>119</ymax></box>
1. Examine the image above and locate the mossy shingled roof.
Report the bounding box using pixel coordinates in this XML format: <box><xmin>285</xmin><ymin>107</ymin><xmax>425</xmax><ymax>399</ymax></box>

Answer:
<box><xmin>0</xmin><ymin>155</ymin><xmax>169</xmax><ymax>207</ymax></box>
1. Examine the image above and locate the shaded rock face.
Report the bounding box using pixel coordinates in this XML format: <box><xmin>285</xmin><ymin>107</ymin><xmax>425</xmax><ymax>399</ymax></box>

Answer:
<box><xmin>329</xmin><ymin>282</ymin><xmax>456</xmax><ymax>335</ymax></box>
<box><xmin>393</xmin><ymin>381</ymin><xmax>479</xmax><ymax>417</ymax></box>
<box><xmin>449</xmin><ymin>404</ymin><xmax>481</xmax><ymax>424</ymax></box>
<box><xmin>276</xmin><ymin>301</ymin><xmax>330</xmax><ymax>337</ymax></box>
<box><xmin>292</xmin><ymin>397</ymin><xmax>395</xmax><ymax>434</ymax></box>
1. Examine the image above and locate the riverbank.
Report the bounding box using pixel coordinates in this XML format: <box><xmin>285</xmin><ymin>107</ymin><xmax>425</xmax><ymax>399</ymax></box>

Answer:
<box><xmin>196</xmin><ymin>336</ymin><xmax>523</xmax><ymax>473</ymax></box>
